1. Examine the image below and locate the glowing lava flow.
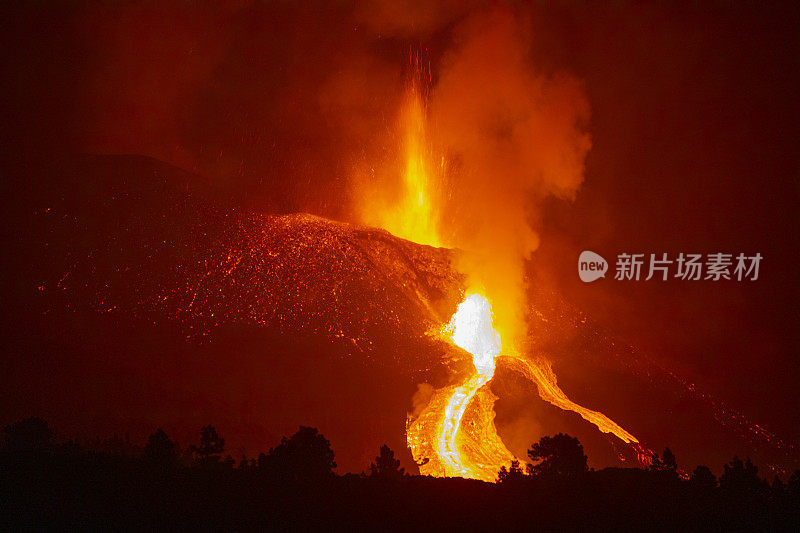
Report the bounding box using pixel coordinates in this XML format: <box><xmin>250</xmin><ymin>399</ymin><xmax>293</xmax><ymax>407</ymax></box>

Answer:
<box><xmin>502</xmin><ymin>356</ymin><xmax>638</xmax><ymax>444</ymax></box>
<box><xmin>407</xmin><ymin>292</ymin><xmax>643</xmax><ymax>481</ymax></box>
<box><xmin>407</xmin><ymin>292</ymin><xmax>517</xmax><ymax>480</ymax></box>
<box><xmin>437</xmin><ymin>294</ymin><xmax>501</xmax><ymax>474</ymax></box>
<box><xmin>370</xmin><ymin>78</ymin><xmax>643</xmax><ymax>480</ymax></box>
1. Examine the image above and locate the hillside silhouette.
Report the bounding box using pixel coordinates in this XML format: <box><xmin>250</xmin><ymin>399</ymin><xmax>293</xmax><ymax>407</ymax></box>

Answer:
<box><xmin>1</xmin><ymin>417</ymin><xmax>798</xmax><ymax>530</ymax></box>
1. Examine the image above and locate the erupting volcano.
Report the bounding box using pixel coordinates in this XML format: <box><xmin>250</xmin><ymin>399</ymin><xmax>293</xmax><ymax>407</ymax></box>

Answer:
<box><xmin>3</xmin><ymin>1</ymin><xmax>798</xmax><ymax>494</ymax></box>
<box><xmin>359</xmin><ymin>78</ymin><xmax>644</xmax><ymax>480</ymax></box>
<box><xmin>3</xmin><ymin>1</ymin><xmax>800</xmax><ymax>529</ymax></box>
<box><xmin>15</xmin><ymin>50</ymin><xmax>793</xmax><ymax>481</ymax></box>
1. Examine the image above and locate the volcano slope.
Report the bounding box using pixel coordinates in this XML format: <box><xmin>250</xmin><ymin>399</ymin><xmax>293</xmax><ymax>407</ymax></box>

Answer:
<box><xmin>2</xmin><ymin>154</ymin><xmax>796</xmax><ymax>475</ymax></box>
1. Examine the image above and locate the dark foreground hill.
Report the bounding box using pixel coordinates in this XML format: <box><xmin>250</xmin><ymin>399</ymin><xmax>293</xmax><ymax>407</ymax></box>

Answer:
<box><xmin>1</xmin><ymin>154</ymin><xmax>797</xmax><ymax>475</ymax></box>
<box><xmin>2</xmin><ymin>448</ymin><xmax>798</xmax><ymax>531</ymax></box>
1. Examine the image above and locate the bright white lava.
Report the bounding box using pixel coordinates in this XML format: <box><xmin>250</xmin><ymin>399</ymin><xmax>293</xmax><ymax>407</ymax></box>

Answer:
<box><xmin>448</xmin><ymin>294</ymin><xmax>502</xmax><ymax>374</ymax></box>
<box><xmin>409</xmin><ymin>291</ymin><xmax>642</xmax><ymax>480</ymax></box>
<box><xmin>438</xmin><ymin>294</ymin><xmax>502</xmax><ymax>475</ymax></box>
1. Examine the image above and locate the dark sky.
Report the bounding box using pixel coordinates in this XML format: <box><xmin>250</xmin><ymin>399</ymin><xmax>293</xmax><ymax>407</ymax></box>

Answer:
<box><xmin>1</xmin><ymin>1</ymin><xmax>798</xmax><ymax>462</ymax></box>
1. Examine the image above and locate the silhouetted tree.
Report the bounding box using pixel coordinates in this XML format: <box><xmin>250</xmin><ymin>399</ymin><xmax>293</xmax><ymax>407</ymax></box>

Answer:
<box><xmin>368</xmin><ymin>444</ymin><xmax>404</xmax><ymax>480</ymax></box>
<box><xmin>2</xmin><ymin>417</ymin><xmax>53</xmax><ymax>452</ymax></box>
<box><xmin>191</xmin><ymin>425</ymin><xmax>225</xmax><ymax>466</ymax></box>
<box><xmin>239</xmin><ymin>455</ymin><xmax>256</xmax><ymax>470</ymax></box>
<box><xmin>262</xmin><ymin>426</ymin><xmax>336</xmax><ymax>482</ymax></box>
<box><xmin>771</xmin><ymin>475</ymin><xmax>785</xmax><ymax>495</ymax></box>
<box><xmin>650</xmin><ymin>447</ymin><xmax>678</xmax><ymax>477</ymax></box>
<box><xmin>257</xmin><ymin>452</ymin><xmax>269</xmax><ymax>469</ymax></box>
<box><xmin>143</xmin><ymin>428</ymin><xmax>178</xmax><ymax>467</ymax></box>
<box><xmin>789</xmin><ymin>470</ymin><xmax>800</xmax><ymax>495</ymax></box>
<box><xmin>719</xmin><ymin>456</ymin><xmax>763</xmax><ymax>495</ymax></box>
<box><xmin>526</xmin><ymin>433</ymin><xmax>588</xmax><ymax>478</ymax></box>
<box><xmin>497</xmin><ymin>459</ymin><xmax>526</xmax><ymax>484</ymax></box>
<box><xmin>662</xmin><ymin>447</ymin><xmax>677</xmax><ymax>472</ymax></box>
<box><xmin>690</xmin><ymin>465</ymin><xmax>717</xmax><ymax>490</ymax></box>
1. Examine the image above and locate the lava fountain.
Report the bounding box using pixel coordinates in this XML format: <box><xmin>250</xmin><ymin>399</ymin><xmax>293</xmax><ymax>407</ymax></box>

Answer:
<box><xmin>360</xmin><ymin>68</ymin><xmax>644</xmax><ymax>481</ymax></box>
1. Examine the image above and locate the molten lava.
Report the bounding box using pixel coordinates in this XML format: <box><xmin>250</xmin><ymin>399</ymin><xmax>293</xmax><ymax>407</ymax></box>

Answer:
<box><xmin>407</xmin><ymin>292</ymin><xmax>642</xmax><ymax>481</ymax></box>
<box><xmin>367</xmin><ymin>79</ymin><xmax>443</xmax><ymax>248</ymax></box>
<box><xmin>437</xmin><ymin>294</ymin><xmax>502</xmax><ymax>475</ymax></box>
<box><xmin>406</xmin><ymin>293</ymin><xmax>515</xmax><ymax>480</ymax></box>
<box><xmin>366</xmin><ymin>80</ymin><xmax>645</xmax><ymax>481</ymax></box>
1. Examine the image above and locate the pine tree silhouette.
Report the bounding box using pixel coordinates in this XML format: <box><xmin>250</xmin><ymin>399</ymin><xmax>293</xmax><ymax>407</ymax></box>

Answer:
<box><xmin>368</xmin><ymin>444</ymin><xmax>404</xmax><ymax>480</ymax></box>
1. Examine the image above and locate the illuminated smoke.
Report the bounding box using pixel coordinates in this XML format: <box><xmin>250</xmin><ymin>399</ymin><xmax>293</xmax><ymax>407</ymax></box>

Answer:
<box><xmin>352</xmin><ymin>6</ymin><xmax>640</xmax><ymax>481</ymax></box>
<box><xmin>430</xmin><ymin>8</ymin><xmax>590</xmax><ymax>348</ymax></box>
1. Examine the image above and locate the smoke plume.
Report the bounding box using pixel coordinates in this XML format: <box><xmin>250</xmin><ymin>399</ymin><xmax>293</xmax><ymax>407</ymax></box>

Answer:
<box><xmin>349</xmin><ymin>6</ymin><xmax>591</xmax><ymax>348</ymax></box>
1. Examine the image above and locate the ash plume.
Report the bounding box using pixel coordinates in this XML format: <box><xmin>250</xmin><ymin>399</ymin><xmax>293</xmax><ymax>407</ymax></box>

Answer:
<box><xmin>344</xmin><ymin>4</ymin><xmax>592</xmax><ymax>347</ymax></box>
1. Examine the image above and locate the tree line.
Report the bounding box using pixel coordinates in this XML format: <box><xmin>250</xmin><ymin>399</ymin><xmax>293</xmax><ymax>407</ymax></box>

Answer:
<box><xmin>2</xmin><ymin>417</ymin><xmax>798</xmax><ymax>529</ymax></box>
